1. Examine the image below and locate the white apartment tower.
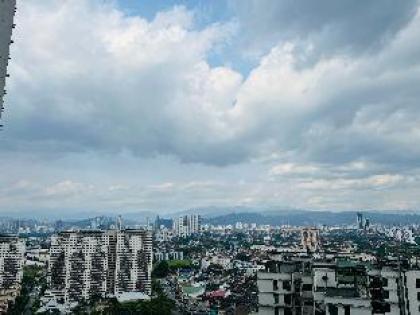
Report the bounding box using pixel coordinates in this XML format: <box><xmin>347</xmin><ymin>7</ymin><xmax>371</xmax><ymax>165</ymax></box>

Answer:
<box><xmin>114</xmin><ymin>229</ymin><xmax>153</xmax><ymax>295</ymax></box>
<box><xmin>48</xmin><ymin>229</ymin><xmax>152</xmax><ymax>304</ymax></box>
<box><xmin>0</xmin><ymin>234</ymin><xmax>25</xmax><ymax>312</ymax></box>
<box><xmin>0</xmin><ymin>0</ymin><xmax>16</xmax><ymax>119</ymax></box>
<box><xmin>174</xmin><ymin>214</ymin><xmax>201</xmax><ymax>238</ymax></box>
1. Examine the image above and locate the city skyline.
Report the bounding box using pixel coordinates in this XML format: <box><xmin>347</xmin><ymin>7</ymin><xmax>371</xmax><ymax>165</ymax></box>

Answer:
<box><xmin>1</xmin><ymin>0</ymin><xmax>420</xmax><ymax>214</ymax></box>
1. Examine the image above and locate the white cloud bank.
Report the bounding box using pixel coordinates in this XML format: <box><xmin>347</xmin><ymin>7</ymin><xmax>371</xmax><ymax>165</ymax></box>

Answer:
<box><xmin>1</xmin><ymin>0</ymin><xmax>420</xmax><ymax>213</ymax></box>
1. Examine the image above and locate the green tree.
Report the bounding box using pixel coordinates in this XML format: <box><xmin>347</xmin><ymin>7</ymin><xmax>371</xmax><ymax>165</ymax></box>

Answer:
<box><xmin>152</xmin><ymin>260</ymin><xmax>169</xmax><ymax>278</ymax></box>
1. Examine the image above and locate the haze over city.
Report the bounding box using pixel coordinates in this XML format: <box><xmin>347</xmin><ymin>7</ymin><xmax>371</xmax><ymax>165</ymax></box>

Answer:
<box><xmin>2</xmin><ymin>0</ymin><xmax>420</xmax><ymax>216</ymax></box>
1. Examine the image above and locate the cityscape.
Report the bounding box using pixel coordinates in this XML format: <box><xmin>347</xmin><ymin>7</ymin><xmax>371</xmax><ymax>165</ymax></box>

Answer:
<box><xmin>2</xmin><ymin>0</ymin><xmax>420</xmax><ymax>314</ymax></box>
<box><xmin>1</xmin><ymin>212</ymin><xmax>420</xmax><ymax>314</ymax></box>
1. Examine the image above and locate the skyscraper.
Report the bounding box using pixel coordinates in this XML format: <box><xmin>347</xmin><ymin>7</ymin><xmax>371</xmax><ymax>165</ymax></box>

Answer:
<box><xmin>357</xmin><ymin>212</ymin><xmax>364</xmax><ymax>230</ymax></box>
<box><xmin>0</xmin><ymin>234</ymin><xmax>25</xmax><ymax>312</ymax></box>
<box><xmin>174</xmin><ymin>214</ymin><xmax>201</xmax><ymax>238</ymax></box>
<box><xmin>0</xmin><ymin>0</ymin><xmax>16</xmax><ymax>120</ymax></box>
<box><xmin>47</xmin><ymin>229</ymin><xmax>152</xmax><ymax>305</ymax></box>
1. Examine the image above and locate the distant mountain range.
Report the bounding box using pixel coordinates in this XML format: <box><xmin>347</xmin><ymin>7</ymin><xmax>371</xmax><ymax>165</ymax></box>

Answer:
<box><xmin>2</xmin><ymin>207</ymin><xmax>420</xmax><ymax>226</ymax></box>
<box><xmin>202</xmin><ymin>210</ymin><xmax>420</xmax><ymax>226</ymax></box>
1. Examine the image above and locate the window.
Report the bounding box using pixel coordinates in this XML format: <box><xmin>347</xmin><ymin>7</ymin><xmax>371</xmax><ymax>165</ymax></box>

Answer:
<box><xmin>273</xmin><ymin>279</ymin><xmax>278</xmax><ymax>291</ymax></box>
<box><xmin>382</xmin><ymin>278</ymin><xmax>388</xmax><ymax>287</ymax></box>
<box><xmin>344</xmin><ymin>305</ymin><xmax>350</xmax><ymax>315</ymax></box>
<box><xmin>284</xmin><ymin>308</ymin><xmax>292</xmax><ymax>315</ymax></box>
<box><xmin>384</xmin><ymin>303</ymin><xmax>390</xmax><ymax>312</ymax></box>
<box><xmin>416</xmin><ymin>279</ymin><xmax>420</xmax><ymax>288</ymax></box>
<box><xmin>284</xmin><ymin>294</ymin><xmax>292</xmax><ymax>305</ymax></box>
<box><xmin>383</xmin><ymin>290</ymin><xmax>389</xmax><ymax>299</ymax></box>
<box><xmin>302</xmin><ymin>283</ymin><xmax>312</xmax><ymax>291</ymax></box>
<box><xmin>274</xmin><ymin>307</ymin><xmax>279</xmax><ymax>315</ymax></box>
<box><xmin>328</xmin><ymin>305</ymin><xmax>338</xmax><ymax>315</ymax></box>
<box><xmin>417</xmin><ymin>292</ymin><xmax>420</xmax><ymax>301</ymax></box>
<box><xmin>283</xmin><ymin>280</ymin><xmax>291</xmax><ymax>291</ymax></box>
<box><xmin>273</xmin><ymin>293</ymin><xmax>279</xmax><ymax>304</ymax></box>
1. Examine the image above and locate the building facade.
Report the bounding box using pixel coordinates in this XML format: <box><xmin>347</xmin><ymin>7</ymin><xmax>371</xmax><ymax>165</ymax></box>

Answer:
<box><xmin>0</xmin><ymin>234</ymin><xmax>25</xmax><ymax>313</ymax></box>
<box><xmin>174</xmin><ymin>214</ymin><xmax>201</xmax><ymax>238</ymax></box>
<box><xmin>257</xmin><ymin>256</ymin><xmax>420</xmax><ymax>315</ymax></box>
<box><xmin>0</xmin><ymin>0</ymin><xmax>16</xmax><ymax>119</ymax></box>
<box><xmin>47</xmin><ymin>229</ymin><xmax>152</xmax><ymax>305</ymax></box>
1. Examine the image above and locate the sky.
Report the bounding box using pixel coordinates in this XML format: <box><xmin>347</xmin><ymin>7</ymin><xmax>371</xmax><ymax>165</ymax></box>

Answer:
<box><xmin>1</xmin><ymin>0</ymin><xmax>420</xmax><ymax>216</ymax></box>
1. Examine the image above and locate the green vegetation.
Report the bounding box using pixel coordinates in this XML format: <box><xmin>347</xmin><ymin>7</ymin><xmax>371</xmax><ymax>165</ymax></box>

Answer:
<box><xmin>96</xmin><ymin>295</ymin><xmax>175</xmax><ymax>315</ymax></box>
<box><xmin>7</xmin><ymin>265</ymin><xmax>46</xmax><ymax>315</ymax></box>
<box><xmin>90</xmin><ymin>281</ymin><xmax>174</xmax><ymax>315</ymax></box>
<box><xmin>167</xmin><ymin>259</ymin><xmax>192</xmax><ymax>270</ymax></box>
<box><xmin>152</xmin><ymin>260</ymin><xmax>169</xmax><ymax>278</ymax></box>
<box><xmin>152</xmin><ymin>259</ymin><xmax>194</xmax><ymax>279</ymax></box>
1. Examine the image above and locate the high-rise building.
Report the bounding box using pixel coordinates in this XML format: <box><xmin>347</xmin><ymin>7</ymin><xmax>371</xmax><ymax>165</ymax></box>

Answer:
<box><xmin>47</xmin><ymin>229</ymin><xmax>152</xmax><ymax>305</ymax></box>
<box><xmin>154</xmin><ymin>216</ymin><xmax>173</xmax><ymax>230</ymax></box>
<box><xmin>301</xmin><ymin>228</ymin><xmax>320</xmax><ymax>252</ymax></box>
<box><xmin>0</xmin><ymin>234</ymin><xmax>25</xmax><ymax>313</ymax></box>
<box><xmin>114</xmin><ymin>229</ymin><xmax>153</xmax><ymax>295</ymax></box>
<box><xmin>257</xmin><ymin>257</ymin><xmax>420</xmax><ymax>315</ymax></box>
<box><xmin>0</xmin><ymin>0</ymin><xmax>16</xmax><ymax>120</ymax></box>
<box><xmin>357</xmin><ymin>212</ymin><xmax>364</xmax><ymax>230</ymax></box>
<box><xmin>174</xmin><ymin>214</ymin><xmax>201</xmax><ymax>238</ymax></box>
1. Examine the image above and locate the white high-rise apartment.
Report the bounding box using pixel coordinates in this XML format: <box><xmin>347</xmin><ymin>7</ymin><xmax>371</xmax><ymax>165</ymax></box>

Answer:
<box><xmin>0</xmin><ymin>234</ymin><xmax>25</xmax><ymax>313</ymax></box>
<box><xmin>0</xmin><ymin>0</ymin><xmax>16</xmax><ymax>119</ymax></box>
<box><xmin>48</xmin><ymin>229</ymin><xmax>152</xmax><ymax>304</ymax></box>
<box><xmin>174</xmin><ymin>214</ymin><xmax>201</xmax><ymax>238</ymax></box>
<box><xmin>114</xmin><ymin>229</ymin><xmax>153</xmax><ymax>295</ymax></box>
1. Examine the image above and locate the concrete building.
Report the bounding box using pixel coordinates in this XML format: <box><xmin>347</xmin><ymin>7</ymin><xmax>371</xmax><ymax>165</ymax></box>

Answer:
<box><xmin>356</xmin><ymin>213</ymin><xmax>364</xmax><ymax>230</ymax></box>
<box><xmin>154</xmin><ymin>250</ymin><xmax>184</xmax><ymax>262</ymax></box>
<box><xmin>301</xmin><ymin>228</ymin><xmax>320</xmax><ymax>252</ymax></box>
<box><xmin>174</xmin><ymin>214</ymin><xmax>201</xmax><ymax>238</ymax></box>
<box><xmin>0</xmin><ymin>234</ymin><xmax>25</xmax><ymax>313</ymax></box>
<box><xmin>47</xmin><ymin>229</ymin><xmax>152</xmax><ymax>305</ymax></box>
<box><xmin>257</xmin><ymin>257</ymin><xmax>420</xmax><ymax>315</ymax></box>
<box><xmin>114</xmin><ymin>229</ymin><xmax>153</xmax><ymax>295</ymax></box>
<box><xmin>0</xmin><ymin>0</ymin><xmax>16</xmax><ymax>120</ymax></box>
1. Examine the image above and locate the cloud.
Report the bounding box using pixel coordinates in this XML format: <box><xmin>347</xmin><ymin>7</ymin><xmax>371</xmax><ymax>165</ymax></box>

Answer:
<box><xmin>230</xmin><ymin>0</ymin><xmax>418</xmax><ymax>59</ymax></box>
<box><xmin>5</xmin><ymin>0</ymin><xmax>240</xmax><ymax>165</ymax></box>
<box><xmin>230</xmin><ymin>8</ymin><xmax>420</xmax><ymax>169</ymax></box>
<box><xmin>5</xmin><ymin>0</ymin><xmax>420</xmax><ymax>169</ymax></box>
<box><xmin>1</xmin><ymin>0</ymin><xmax>420</xmax><ymax>212</ymax></box>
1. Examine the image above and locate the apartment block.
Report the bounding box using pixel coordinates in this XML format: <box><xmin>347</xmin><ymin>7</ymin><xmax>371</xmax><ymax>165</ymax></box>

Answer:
<box><xmin>257</xmin><ymin>256</ymin><xmax>420</xmax><ymax>315</ymax></box>
<box><xmin>0</xmin><ymin>234</ymin><xmax>25</xmax><ymax>313</ymax></box>
<box><xmin>47</xmin><ymin>229</ymin><xmax>152</xmax><ymax>305</ymax></box>
<box><xmin>174</xmin><ymin>214</ymin><xmax>201</xmax><ymax>238</ymax></box>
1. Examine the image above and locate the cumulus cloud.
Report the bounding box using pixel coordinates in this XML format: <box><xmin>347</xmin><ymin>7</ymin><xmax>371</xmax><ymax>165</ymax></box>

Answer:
<box><xmin>230</xmin><ymin>0</ymin><xmax>418</xmax><ymax>59</ymax></box>
<box><xmin>5</xmin><ymin>0</ymin><xmax>240</xmax><ymax>165</ymax></box>
<box><xmin>1</xmin><ymin>0</ymin><xmax>420</xmax><ymax>212</ymax></box>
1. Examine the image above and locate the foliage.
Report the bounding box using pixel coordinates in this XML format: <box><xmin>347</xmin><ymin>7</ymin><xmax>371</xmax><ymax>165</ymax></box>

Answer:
<box><xmin>152</xmin><ymin>260</ymin><xmax>169</xmax><ymax>278</ymax></box>
<box><xmin>167</xmin><ymin>259</ymin><xmax>193</xmax><ymax>270</ymax></box>
<box><xmin>97</xmin><ymin>294</ymin><xmax>175</xmax><ymax>315</ymax></box>
<box><xmin>7</xmin><ymin>265</ymin><xmax>45</xmax><ymax>314</ymax></box>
